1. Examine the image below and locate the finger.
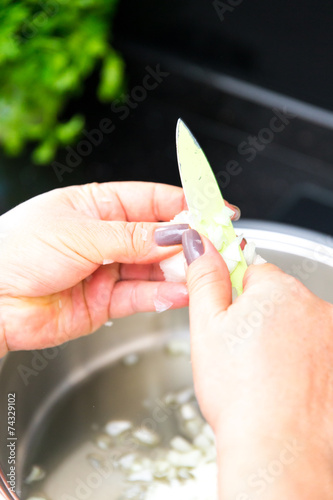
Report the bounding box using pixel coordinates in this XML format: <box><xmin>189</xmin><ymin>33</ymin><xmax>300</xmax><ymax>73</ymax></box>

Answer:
<box><xmin>109</xmin><ymin>281</ymin><xmax>189</xmax><ymax>318</ymax></box>
<box><xmin>84</xmin><ymin>264</ymin><xmax>188</xmax><ymax>318</ymax></box>
<box><xmin>70</xmin><ymin>182</ymin><xmax>187</xmax><ymax>222</ymax></box>
<box><xmin>183</xmin><ymin>230</ymin><xmax>232</xmax><ymax>327</ymax></box>
<box><xmin>243</xmin><ymin>263</ymin><xmax>284</xmax><ymax>290</ymax></box>
<box><xmin>119</xmin><ymin>263</ymin><xmax>165</xmax><ymax>281</ymax></box>
<box><xmin>69</xmin><ymin>220</ymin><xmax>188</xmax><ymax>266</ymax></box>
<box><xmin>225</xmin><ymin>203</ymin><xmax>241</xmax><ymax>221</ymax></box>
<box><xmin>3</xmin><ymin>276</ymin><xmax>188</xmax><ymax>353</ymax></box>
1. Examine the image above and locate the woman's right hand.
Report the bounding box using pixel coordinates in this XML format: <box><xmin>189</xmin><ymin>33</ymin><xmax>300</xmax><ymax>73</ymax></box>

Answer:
<box><xmin>182</xmin><ymin>229</ymin><xmax>333</xmax><ymax>499</ymax></box>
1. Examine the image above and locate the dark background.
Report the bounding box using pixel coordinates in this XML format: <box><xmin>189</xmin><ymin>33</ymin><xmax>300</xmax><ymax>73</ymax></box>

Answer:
<box><xmin>1</xmin><ymin>0</ymin><xmax>333</xmax><ymax>235</ymax></box>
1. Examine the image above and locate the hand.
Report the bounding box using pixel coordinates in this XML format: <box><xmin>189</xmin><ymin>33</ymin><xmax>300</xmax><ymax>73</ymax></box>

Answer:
<box><xmin>0</xmin><ymin>182</ymin><xmax>191</xmax><ymax>355</ymax></box>
<box><xmin>182</xmin><ymin>230</ymin><xmax>333</xmax><ymax>499</ymax></box>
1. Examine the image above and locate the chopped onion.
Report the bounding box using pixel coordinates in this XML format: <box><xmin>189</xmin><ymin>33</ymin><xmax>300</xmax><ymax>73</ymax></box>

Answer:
<box><xmin>206</xmin><ymin>224</ymin><xmax>225</xmax><ymax>251</ymax></box>
<box><xmin>133</xmin><ymin>428</ymin><xmax>160</xmax><ymax>446</ymax></box>
<box><xmin>179</xmin><ymin>403</ymin><xmax>198</xmax><ymax>421</ymax></box>
<box><xmin>167</xmin><ymin>450</ymin><xmax>202</xmax><ymax>468</ymax></box>
<box><xmin>165</xmin><ymin>339</ymin><xmax>190</xmax><ymax>357</ymax></box>
<box><xmin>193</xmin><ymin>434</ymin><xmax>212</xmax><ymax>451</ymax></box>
<box><xmin>95</xmin><ymin>433</ymin><xmax>112</xmax><ymax>450</ymax></box>
<box><xmin>170</xmin><ymin>436</ymin><xmax>193</xmax><ymax>453</ymax></box>
<box><xmin>102</xmin><ymin>259</ymin><xmax>114</xmax><ymax>265</ymax></box>
<box><xmin>253</xmin><ymin>254</ymin><xmax>267</xmax><ymax>265</ymax></box>
<box><xmin>123</xmin><ymin>353</ymin><xmax>139</xmax><ymax>366</ymax></box>
<box><xmin>171</xmin><ymin>210</ymin><xmax>191</xmax><ymax>224</ymax></box>
<box><xmin>87</xmin><ymin>453</ymin><xmax>107</xmax><ymax>471</ymax></box>
<box><xmin>104</xmin><ymin>320</ymin><xmax>113</xmax><ymax>327</ymax></box>
<box><xmin>26</xmin><ymin>497</ymin><xmax>48</xmax><ymax>500</ymax></box>
<box><xmin>153</xmin><ymin>460</ymin><xmax>171</xmax><ymax>478</ymax></box>
<box><xmin>119</xmin><ymin>453</ymin><xmax>137</xmax><ymax>470</ymax></box>
<box><xmin>104</xmin><ymin>420</ymin><xmax>132</xmax><ymax>437</ymax></box>
<box><xmin>183</xmin><ymin>418</ymin><xmax>204</xmax><ymax>439</ymax></box>
<box><xmin>177</xmin><ymin>468</ymin><xmax>194</xmax><ymax>480</ymax></box>
<box><xmin>153</xmin><ymin>295</ymin><xmax>173</xmax><ymax>313</ymax></box>
<box><xmin>123</xmin><ymin>485</ymin><xmax>145</xmax><ymax>499</ymax></box>
<box><xmin>24</xmin><ymin>465</ymin><xmax>46</xmax><ymax>484</ymax></box>
<box><xmin>222</xmin><ymin>235</ymin><xmax>243</xmax><ymax>262</ymax></box>
<box><xmin>213</xmin><ymin>206</ymin><xmax>234</xmax><ymax>226</ymax></box>
<box><xmin>243</xmin><ymin>241</ymin><xmax>257</xmax><ymax>266</ymax></box>
<box><xmin>128</xmin><ymin>470</ymin><xmax>154</xmax><ymax>482</ymax></box>
<box><xmin>202</xmin><ymin>423</ymin><xmax>215</xmax><ymax>443</ymax></box>
<box><xmin>221</xmin><ymin>235</ymin><xmax>244</xmax><ymax>273</ymax></box>
<box><xmin>159</xmin><ymin>252</ymin><xmax>186</xmax><ymax>283</ymax></box>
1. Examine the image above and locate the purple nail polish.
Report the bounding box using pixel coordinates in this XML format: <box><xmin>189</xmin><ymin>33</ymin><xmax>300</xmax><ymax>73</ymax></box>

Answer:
<box><xmin>154</xmin><ymin>224</ymin><xmax>189</xmax><ymax>246</ymax></box>
<box><xmin>182</xmin><ymin>229</ymin><xmax>204</xmax><ymax>265</ymax></box>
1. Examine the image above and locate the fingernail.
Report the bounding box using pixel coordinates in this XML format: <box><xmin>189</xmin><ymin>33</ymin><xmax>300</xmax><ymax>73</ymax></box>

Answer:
<box><xmin>154</xmin><ymin>224</ymin><xmax>189</xmax><ymax>246</ymax></box>
<box><xmin>230</xmin><ymin>205</ymin><xmax>241</xmax><ymax>221</ymax></box>
<box><xmin>182</xmin><ymin>229</ymin><xmax>204</xmax><ymax>265</ymax></box>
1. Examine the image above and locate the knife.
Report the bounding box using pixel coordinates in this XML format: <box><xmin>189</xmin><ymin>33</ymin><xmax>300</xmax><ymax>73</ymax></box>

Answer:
<box><xmin>176</xmin><ymin>118</ymin><xmax>247</xmax><ymax>296</ymax></box>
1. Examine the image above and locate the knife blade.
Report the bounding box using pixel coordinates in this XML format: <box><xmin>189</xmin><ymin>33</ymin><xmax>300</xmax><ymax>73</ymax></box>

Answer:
<box><xmin>176</xmin><ymin>118</ymin><xmax>247</xmax><ymax>295</ymax></box>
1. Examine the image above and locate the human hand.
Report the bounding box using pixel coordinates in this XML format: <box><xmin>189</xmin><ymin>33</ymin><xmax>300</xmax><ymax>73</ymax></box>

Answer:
<box><xmin>182</xmin><ymin>229</ymin><xmax>333</xmax><ymax>499</ymax></box>
<box><xmin>0</xmin><ymin>182</ymin><xmax>192</xmax><ymax>356</ymax></box>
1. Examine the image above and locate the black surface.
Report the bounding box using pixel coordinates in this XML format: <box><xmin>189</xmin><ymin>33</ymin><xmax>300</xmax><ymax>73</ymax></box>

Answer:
<box><xmin>114</xmin><ymin>0</ymin><xmax>333</xmax><ymax>111</ymax></box>
<box><xmin>1</xmin><ymin>0</ymin><xmax>333</xmax><ymax>238</ymax></box>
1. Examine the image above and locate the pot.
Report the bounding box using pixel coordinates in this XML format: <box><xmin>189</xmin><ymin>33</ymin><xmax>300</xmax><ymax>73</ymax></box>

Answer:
<box><xmin>0</xmin><ymin>221</ymin><xmax>333</xmax><ymax>499</ymax></box>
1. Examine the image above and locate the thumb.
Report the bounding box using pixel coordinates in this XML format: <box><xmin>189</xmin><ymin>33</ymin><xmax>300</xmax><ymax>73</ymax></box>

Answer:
<box><xmin>182</xmin><ymin>229</ymin><xmax>232</xmax><ymax>328</ymax></box>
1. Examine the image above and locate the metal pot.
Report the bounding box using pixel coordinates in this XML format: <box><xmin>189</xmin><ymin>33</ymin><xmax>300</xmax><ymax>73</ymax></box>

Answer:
<box><xmin>1</xmin><ymin>221</ymin><xmax>333</xmax><ymax>499</ymax></box>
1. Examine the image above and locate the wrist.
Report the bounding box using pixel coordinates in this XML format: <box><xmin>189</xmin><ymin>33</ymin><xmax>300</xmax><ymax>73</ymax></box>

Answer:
<box><xmin>215</xmin><ymin>434</ymin><xmax>333</xmax><ymax>499</ymax></box>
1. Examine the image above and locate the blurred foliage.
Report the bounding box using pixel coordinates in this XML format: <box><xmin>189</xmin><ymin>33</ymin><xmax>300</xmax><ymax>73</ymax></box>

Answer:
<box><xmin>0</xmin><ymin>0</ymin><xmax>124</xmax><ymax>164</ymax></box>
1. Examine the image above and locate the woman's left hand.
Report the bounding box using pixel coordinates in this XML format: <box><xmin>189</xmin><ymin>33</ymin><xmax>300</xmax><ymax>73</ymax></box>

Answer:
<box><xmin>0</xmin><ymin>182</ymin><xmax>189</xmax><ymax>355</ymax></box>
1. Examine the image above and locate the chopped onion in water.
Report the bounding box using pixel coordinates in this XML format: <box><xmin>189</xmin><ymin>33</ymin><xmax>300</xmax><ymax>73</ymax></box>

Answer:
<box><xmin>104</xmin><ymin>420</ymin><xmax>133</xmax><ymax>437</ymax></box>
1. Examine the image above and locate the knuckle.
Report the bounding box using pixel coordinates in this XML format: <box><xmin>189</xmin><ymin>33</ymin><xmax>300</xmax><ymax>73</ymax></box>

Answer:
<box><xmin>126</xmin><ymin>222</ymin><xmax>150</xmax><ymax>257</ymax></box>
<box><xmin>188</xmin><ymin>266</ymin><xmax>221</xmax><ymax>296</ymax></box>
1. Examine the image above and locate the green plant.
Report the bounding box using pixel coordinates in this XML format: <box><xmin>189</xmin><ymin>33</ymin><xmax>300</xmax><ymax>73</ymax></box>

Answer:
<box><xmin>0</xmin><ymin>0</ymin><xmax>124</xmax><ymax>164</ymax></box>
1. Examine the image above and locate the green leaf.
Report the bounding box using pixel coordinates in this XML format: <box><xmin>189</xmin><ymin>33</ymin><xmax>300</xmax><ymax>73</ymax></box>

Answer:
<box><xmin>97</xmin><ymin>51</ymin><xmax>125</xmax><ymax>102</ymax></box>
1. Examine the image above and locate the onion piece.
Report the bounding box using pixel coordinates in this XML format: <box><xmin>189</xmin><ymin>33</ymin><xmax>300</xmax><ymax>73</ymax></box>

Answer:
<box><xmin>253</xmin><ymin>254</ymin><xmax>267</xmax><ymax>265</ymax></box>
<box><xmin>24</xmin><ymin>465</ymin><xmax>46</xmax><ymax>484</ymax></box>
<box><xmin>153</xmin><ymin>460</ymin><xmax>171</xmax><ymax>478</ymax></box>
<box><xmin>202</xmin><ymin>423</ymin><xmax>215</xmax><ymax>443</ymax></box>
<box><xmin>104</xmin><ymin>420</ymin><xmax>132</xmax><ymax>437</ymax></box>
<box><xmin>95</xmin><ymin>433</ymin><xmax>112</xmax><ymax>450</ymax></box>
<box><xmin>133</xmin><ymin>428</ymin><xmax>160</xmax><ymax>446</ymax></box>
<box><xmin>170</xmin><ymin>436</ymin><xmax>193</xmax><ymax>453</ymax></box>
<box><xmin>103</xmin><ymin>259</ymin><xmax>114</xmax><ymax>265</ymax></box>
<box><xmin>153</xmin><ymin>295</ymin><xmax>173</xmax><ymax>313</ymax></box>
<box><xmin>119</xmin><ymin>453</ymin><xmax>137</xmax><ymax>470</ymax></box>
<box><xmin>123</xmin><ymin>353</ymin><xmax>139</xmax><ymax>366</ymax></box>
<box><xmin>213</xmin><ymin>206</ymin><xmax>234</xmax><ymax>226</ymax></box>
<box><xmin>87</xmin><ymin>453</ymin><xmax>107</xmax><ymax>471</ymax></box>
<box><xmin>26</xmin><ymin>497</ymin><xmax>48</xmax><ymax>500</ymax></box>
<box><xmin>242</xmin><ymin>241</ymin><xmax>257</xmax><ymax>266</ymax></box>
<box><xmin>171</xmin><ymin>210</ymin><xmax>191</xmax><ymax>224</ymax></box>
<box><xmin>179</xmin><ymin>403</ymin><xmax>198</xmax><ymax>421</ymax></box>
<box><xmin>206</xmin><ymin>224</ymin><xmax>225</xmax><ymax>251</ymax></box>
<box><xmin>167</xmin><ymin>450</ymin><xmax>202</xmax><ymax>468</ymax></box>
<box><xmin>221</xmin><ymin>235</ymin><xmax>243</xmax><ymax>262</ymax></box>
<box><xmin>165</xmin><ymin>339</ymin><xmax>190</xmax><ymax>357</ymax></box>
<box><xmin>193</xmin><ymin>434</ymin><xmax>212</xmax><ymax>451</ymax></box>
<box><xmin>159</xmin><ymin>252</ymin><xmax>186</xmax><ymax>283</ymax></box>
<box><xmin>128</xmin><ymin>470</ymin><xmax>154</xmax><ymax>482</ymax></box>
